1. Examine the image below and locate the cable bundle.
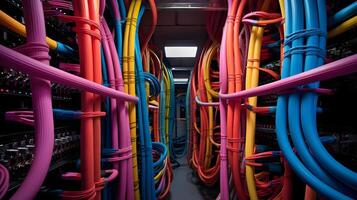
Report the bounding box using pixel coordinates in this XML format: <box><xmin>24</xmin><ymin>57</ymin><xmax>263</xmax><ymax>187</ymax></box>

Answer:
<box><xmin>213</xmin><ymin>0</ymin><xmax>357</xmax><ymax>200</ymax></box>
<box><xmin>183</xmin><ymin>1</ymin><xmax>290</xmax><ymax>199</ymax></box>
<box><xmin>171</xmin><ymin>93</ymin><xmax>188</xmax><ymax>159</ymax></box>
<box><xmin>275</xmin><ymin>0</ymin><xmax>357</xmax><ymax>199</ymax></box>
<box><xmin>188</xmin><ymin>41</ymin><xmax>221</xmax><ymax>185</ymax></box>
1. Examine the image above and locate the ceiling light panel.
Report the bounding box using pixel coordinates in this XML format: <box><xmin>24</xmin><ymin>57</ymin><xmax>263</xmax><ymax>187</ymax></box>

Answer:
<box><xmin>165</xmin><ymin>46</ymin><xmax>197</xmax><ymax>58</ymax></box>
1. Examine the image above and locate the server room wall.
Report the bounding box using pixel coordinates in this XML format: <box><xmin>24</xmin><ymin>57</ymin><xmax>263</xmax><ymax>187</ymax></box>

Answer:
<box><xmin>0</xmin><ymin>0</ymin><xmax>356</xmax><ymax>200</ymax></box>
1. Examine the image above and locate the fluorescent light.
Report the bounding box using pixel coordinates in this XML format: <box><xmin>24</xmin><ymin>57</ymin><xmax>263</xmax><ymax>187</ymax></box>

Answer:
<box><xmin>171</xmin><ymin>67</ymin><xmax>192</xmax><ymax>71</ymax></box>
<box><xmin>165</xmin><ymin>46</ymin><xmax>197</xmax><ymax>58</ymax></box>
<box><xmin>173</xmin><ymin>78</ymin><xmax>188</xmax><ymax>84</ymax></box>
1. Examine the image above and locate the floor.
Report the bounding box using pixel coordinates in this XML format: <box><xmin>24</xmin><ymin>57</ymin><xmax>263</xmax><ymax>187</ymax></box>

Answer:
<box><xmin>169</xmin><ymin>157</ymin><xmax>219</xmax><ymax>200</ymax></box>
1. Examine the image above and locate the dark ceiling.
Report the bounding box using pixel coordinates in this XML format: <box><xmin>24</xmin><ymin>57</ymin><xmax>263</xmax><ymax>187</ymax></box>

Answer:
<box><xmin>141</xmin><ymin>0</ymin><xmax>226</xmax><ymax>81</ymax></box>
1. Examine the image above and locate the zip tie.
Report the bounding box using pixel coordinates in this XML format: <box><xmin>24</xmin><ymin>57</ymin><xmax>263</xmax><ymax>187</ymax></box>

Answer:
<box><xmin>80</xmin><ymin>111</ymin><xmax>106</xmax><ymax>118</ymax></box>
<box><xmin>284</xmin><ymin>28</ymin><xmax>326</xmax><ymax>46</ymax></box>
<box><xmin>95</xmin><ymin>178</ymin><xmax>105</xmax><ymax>191</ymax></box>
<box><xmin>62</xmin><ymin>186</ymin><xmax>96</xmax><ymax>200</ymax></box>
<box><xmin>14</xmin><ymin>42</ymin><xmax>51</xmax><ymax>61</ymax></box>
<box><xmin>284</xmin><ymin>45</ymin><xmax>325</xmax><ymax>58</ymax></box>
<box><xmin>58</xmin><ymin>15</ymin><xmax>101</xmax><ymax>40</ymax></box>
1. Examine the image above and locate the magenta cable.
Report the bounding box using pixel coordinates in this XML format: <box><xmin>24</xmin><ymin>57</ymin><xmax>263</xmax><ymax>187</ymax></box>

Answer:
<box><xmin>0</xmin><ymin>164</ymin><xmax>9</xmax><ymax>199</ymax></box>
<box><xmin>59</xmin><ymin>63</ymin><xmax>81</xmax><ymax>75</ymax></box>
<box><xmin>219</xmin><ymin>20</ymin><xmax>229</xmax><ymax>200</ymax></box>
<box><xmin>100</xmin><ymin>22</ymin><xmax>122</xmax><ymax>200</ymax></box>
<box><xmin>61</xmin><ymin>169</ymin><xmax>118</xmax><ymax>183</ymax></box>
<box><xmin>105</xmin><ymin>169</ymin><xmax>119</xmax><ymax>183</ymax></box>
<box><xmin>102</xmin><ymin>19</ymin><xmax>134</xmax><ymax>199</ymax></box>
<box><xmin>102</xmin><ymin>18</ymin><xmax>134</xmax><ymax>200</ymax></box>
<box><xmin>102</xmin><ymin>18</ymin><xmax>133</xmax><ymax>200</ymax></box>
<box><xmin>5</xmin><ymin>111</ymin><xmax>35</xmax><ymax>126</ymax></box>
<box><xmin>99</xmin><ymin>0</ymin><xmax>105</xmax><ymax>17</ymax></box>
<box><xmin>0</xmin><ymin>45</ymin><xmax>138</xmax><ymax>102</ymax></box>
<box><xmin>10</xmin><ymin>1</ymin><xmax>54</xmax><ymax>199</ymax></box>
<box><xmin>278</xmin><ymin>87</ymin><xmax>334</xmax><ymax>96</ymax></box>
<box><xmin>219</xmin><ymin>54</ymin><xmax>357</xmax><ymax>100</ymax></box>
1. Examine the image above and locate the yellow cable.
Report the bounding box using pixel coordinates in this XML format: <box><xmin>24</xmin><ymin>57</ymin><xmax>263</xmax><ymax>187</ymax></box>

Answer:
<box><xmin>149</xmin><ymin>100</ymin><xmax>159</xmax><ymax>107</ymax></box>
<box><xmin>278</xmin><ymin>0</ymin><xmax>285</xmax><ymax>31</ymax></box>
<box><xmin>203</xmin><ymin>42</ymin><xmax>219</xmax><ymax>98</ymax></box>
<box><xmin>162</xmin><ymin>64</ymin><xmax>171</xmax><ymax>149</ymax></box>
<box><xmin>143</xmin><ymin>49</ymin><xmax>151</xmax><ymax>97</ymax></box>
<box><xmin>123</xmin><ymin>2</ymin><xmax>134</xmax><ymax>93</ymax></box>
<box><xmin>0</xmin><ymin>10</ymin><xmax>57</xmax><ymax>50</ymax></box>
<box><xmin>328</xmin><ymin>15</ymin><xmax>357</xmax><ymax>38</ymax></box>
<box><xmin>245</xmin><ymin>26</ymin><xmax>259</xmax><ymax>200</ymax></box>
<box><xmin>245</xmin><ymin>1</ymin><xmax>270</xmax><ymax>199</ymax></box>
<box><xmin>123</xmin><ymin>0</ymin><xmax>141</xmax><ymax>199</ymax></box>
<box><xmin>202</xmin><ymin>42</ymin><xmax>219</xmax><ymax>167</ymax></box>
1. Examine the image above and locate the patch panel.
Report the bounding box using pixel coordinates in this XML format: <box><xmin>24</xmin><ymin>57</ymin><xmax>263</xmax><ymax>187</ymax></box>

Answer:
<box><xmin>0</xmin><ymin>127</ymin><xmax>79</xmax><ymax>183</ymax></box>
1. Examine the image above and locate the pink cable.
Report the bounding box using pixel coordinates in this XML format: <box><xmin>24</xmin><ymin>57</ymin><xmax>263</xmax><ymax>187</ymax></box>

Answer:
<box><xmin>220</xmin><ymin>54</ymin><xmax>357</xmax><ymax>100</ymax></box>
<box><xmin>0</xmin><ymin>45</ymin><xmax>138</xmax><ymax>102</ymax></box>
<box><xmin>10</xmin><ymin>1</ymin><xmax>54</xmax><ymax>199</ymax></box>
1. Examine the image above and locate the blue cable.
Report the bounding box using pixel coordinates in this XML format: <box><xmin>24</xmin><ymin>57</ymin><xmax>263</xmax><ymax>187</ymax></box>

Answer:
<box><xmin>115</xmin><ymin>20</ymin><xmax>123</xmax><ymax>67</ymax></box>
<box><xmin>101</xmin><ymin>48</ymin><xmax>112</xmax><ymax>149</ymax></box>
<box><xmin>118</xmin><ymin>0</ymin><xmax>127</xmax><ymax>21</ymax></box>
<box><xmin>151</xmin><ymin>142</ymin><xmax>167</xmax><ymax>194</ymax></box>
<box><xmin>328</xmin><ymin>1</ymin><xmax>357</xmax><ymax>28</ymax></box>
<box><xmin>287</xmin><ymin>0</ymin><xmax>348</xmax><ymax>193</ymax></box>
<box><xmin>135</xmin><ymin>6</ymin><xmax>156</xmax><ymax>200</ymax></box>
<box><xmin>152</xmin><ymin>142</ymin><xmax>167</xmax><ymax>169</ymax></box>
<box><xmin>301</xmin><ymin>0</ymin><xmax>357</xmax><ymax>191</ymax></box>
<box><xmin>183</xmin><ymin>72</ymin><xmax>192</xmax><ymax>160</ymax></box>
<box><xmin>101</xmin><ymin>47</ymin><xmax>112</xmax><ymax>200</ymax></box>
<box><xmin>171</xmin><ymin>93</ymin><xmax>188</xmax><ymax>158</ymax></box>
<box><xmin>275</xmin><ymin>1</ymin><xmax>350</xmax><ymax>199</ymax></box>
<box><xmin>167</xmin><ymin>68</ymin><xmax>177</xmax><ymax>161</ymax></box>
<box><xmin>135</xmin><ymin>78</ymin><xmax>147</xmax><ymax>199</ymax></box>
<box><xmin>52</xmin><ymin>109</ymin><xmax>82</xmax><ymax>119</ymax></box>
<box><xmin>56</xmin><ymin>41</ymin><xmax>75</xmax><ymax>55</ymax></box>
<box><xmin>143</xmin><ymin>72</ymin><xmax>161</xmax><ymax>96</ymax></box>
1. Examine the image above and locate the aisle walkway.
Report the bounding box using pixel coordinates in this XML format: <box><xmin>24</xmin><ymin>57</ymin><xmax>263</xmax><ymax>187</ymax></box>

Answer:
<box><xmin>169</xmin><ymin>157</ymin><xmax>219</xmax><ymax>200</ymax></box>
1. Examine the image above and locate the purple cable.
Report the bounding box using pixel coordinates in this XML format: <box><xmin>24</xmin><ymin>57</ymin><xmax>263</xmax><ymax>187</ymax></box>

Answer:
<box><xmin>10</xmin><ymin>1</ymin><xmax>54</xmax><ymax>199</ymax></box>
<box><xmin>109</xmin><ymin>0</ymin><xmax>121</xmax><ymax>20</ymax></box>
<box><xmin>0</xmin><ymin>45</ymin><xmax>138</xmax><ymax>102</ymax></box>
<box><xmin>220</xmin><ymin>54</ymin><xmax>357</xmax><ymax>100</ymax></box>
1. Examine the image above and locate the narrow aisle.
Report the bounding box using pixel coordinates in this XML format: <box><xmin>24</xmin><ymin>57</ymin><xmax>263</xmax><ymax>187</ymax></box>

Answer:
<box><xmin>170</xmin><ymin>157</ymin><xmax>219</xmax><ymax>200</ymax></box>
